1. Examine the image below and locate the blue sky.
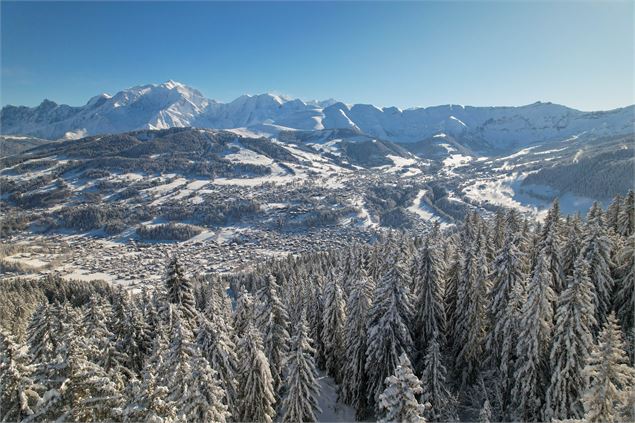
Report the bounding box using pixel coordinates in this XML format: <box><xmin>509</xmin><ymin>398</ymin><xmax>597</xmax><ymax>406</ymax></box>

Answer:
<box><xmin>1</xmin><ymin>1</ymin><xmax>633</xmax><ymax>110</ymax></box>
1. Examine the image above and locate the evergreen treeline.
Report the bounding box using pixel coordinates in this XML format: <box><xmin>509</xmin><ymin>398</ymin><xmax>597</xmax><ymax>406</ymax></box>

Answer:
<box><xmin>136</xmin><ymin>223</ymin><xmax>204</xmax><ymax>242</ymax></box>
<box><xmin>1</xmin><ymin>193</ymin><xmax>634</xmax><ymax>422</ymax></box>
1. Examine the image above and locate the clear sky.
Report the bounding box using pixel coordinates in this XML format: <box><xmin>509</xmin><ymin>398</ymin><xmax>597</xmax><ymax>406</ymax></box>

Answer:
<box><xmin>1</xmin><ymin>1</ymin><xmax>633</xmax><ymax>111</ymax></box>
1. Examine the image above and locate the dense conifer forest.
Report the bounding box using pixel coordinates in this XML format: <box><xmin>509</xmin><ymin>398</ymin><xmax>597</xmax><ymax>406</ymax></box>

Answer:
<box><xmin>1</xmin><ymin>192</ymin><xmax>634</xmax><ymax>422</ymax></box>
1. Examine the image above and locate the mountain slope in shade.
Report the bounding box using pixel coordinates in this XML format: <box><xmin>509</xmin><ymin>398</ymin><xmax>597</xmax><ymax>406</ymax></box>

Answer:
<box><xmin>1</xmin><ymin>81</ymin><xmax>633</xmax><ymax>152</ymax></box>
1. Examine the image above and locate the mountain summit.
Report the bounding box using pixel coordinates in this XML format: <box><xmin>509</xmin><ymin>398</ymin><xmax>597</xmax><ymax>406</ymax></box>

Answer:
<box><xmin>1</xmin><ymin>81</ymin><xmax>633</xmax><ymax>151</ymax></box>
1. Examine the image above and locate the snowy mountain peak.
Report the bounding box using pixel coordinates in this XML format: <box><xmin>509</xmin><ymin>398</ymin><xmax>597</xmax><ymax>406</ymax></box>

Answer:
<box><xmin>86</xmin><ymin>93</ymin><xmax>112</xmax><ymax>108</ymax></box>
<box><xmin>162</xmin><ymin>79</ymin><xmax>185</xmax><ymax>90</ymax></box>
<box><xmin>1</xmin><ymin>81</ymin><xmax>633</xmax><ymax>151</ymax></box>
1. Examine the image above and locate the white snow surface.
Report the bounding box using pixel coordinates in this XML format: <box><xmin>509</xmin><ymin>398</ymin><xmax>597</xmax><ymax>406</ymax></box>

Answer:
<box><xmin>316</xmin><ymin>371</ymin><xmax>356</xmax><ymax>422</ymax></box>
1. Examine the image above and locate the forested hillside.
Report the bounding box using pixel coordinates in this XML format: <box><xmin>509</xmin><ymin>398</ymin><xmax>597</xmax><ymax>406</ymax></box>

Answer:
<box><xmin>1</xmin><ymin>193</ymin><xmax>634</xmax><ymax>422</ymax></box>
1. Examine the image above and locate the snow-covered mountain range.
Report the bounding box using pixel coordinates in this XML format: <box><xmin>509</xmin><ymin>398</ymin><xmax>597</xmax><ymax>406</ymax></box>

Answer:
<box><xmin>1</xmin><ymin>80</ymin><xmax>633</xmax><ymax>152</ymax></box>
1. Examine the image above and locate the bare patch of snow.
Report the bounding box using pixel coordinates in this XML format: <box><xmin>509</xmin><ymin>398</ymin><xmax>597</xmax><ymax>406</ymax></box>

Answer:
<box><xmin>316</xmin><ymin>371</ymin><xmax>357</xmax><ymax>422</ymax></box>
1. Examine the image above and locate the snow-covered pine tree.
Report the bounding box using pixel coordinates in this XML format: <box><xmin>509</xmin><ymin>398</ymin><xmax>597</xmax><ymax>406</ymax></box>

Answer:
<box><xmin>617</xmin><ymin>190</ymin><xmax>634</xmax><ymax>237</ymax></box>
<box><xmin>234</xmin><ymin>286</ymin><xmax>255</xmax><ymax>338</ymax></box>
<box><xmin>304</xmin><ymin>273</ymin><xmax>327</xmax><ymax>370</ymax></box>
<box><xmin>29</xmin><ymin>313</ymin><xmax>121</xmax><ymax>423</ymax></box>
<box><xmin>26</xmin><ymin>302</ymin><xmax>58</xmax><ymax>365</ymax></box>
<box><xmin>341</xmin><ymin>269</ymin><xmax>374</xmax><ymax>418</ymax></box>
<box><xmin>130</xmin><ymin>298</ymin><xmax>154</xmax><ymax>360</ymax></box>
<box><xmin>342</xmin><ymin>248</ymin><xmax>362</xmax><ymax>292</ymax></box>
<box><xmin>420</xmin><ymin>335</ymin><xmax>456</xmax><ymax>421</ymax></box>
<box><xmin>256</xmin><ymin>274</ymin><xmax>291</xmax><ymax>395</ymax></box>
<box><xmin>110</xmin><ymin>287</ymin><xmax>131</xmax><ymax>336</ymax></box>
<box><xmin>161</xmin><ymin>306</ymin><xmax>198</xmax><ymax>408</ymax></box>
<box><xmin>25</xmin><ymin>302</ymin><xmax>71</xmax><ymax>421</ymax></box>
<box><xmin>512</xmin><ymin>250</ymin><xmax>556</xmax><ymax>421</ymax></box>
<box><xmin>614</xmin><ymin>234</ymin><xmax>634</xmax><ymax>360</ymax></box>
<box><xmin>444</xmin><ymin>247</ymin><xmax>462</xmax><ymax>349</ymax></box>
<box><xmin>538</xmin><ymin>199</ymin><xmax>565</xmax><ymax>294</ymax></box>
<box><xmin>378</xmin><ymin>353</ymin><xmax>427</xmax><ymax>423</ymax></box>
<box><xmin>208</xmin><ymin>275</ymin><xmax>235</xmax><ymax>324</ymax></box>
<box><xmin>454</xmin><ymin>230</ymin><xmax>490</xmax><ymax>386</ymax></box>
<box><xmin>164</xmin><ymin>256</ymin><xmax>197</xmax><ymax>321</ymax></box>
<box><xmin>196</xmin><ymin>310</ymin><xmax>239</xmax><ymax>417</ymax></box>
<box><xmin>478</xmin><ymin>399</ymin><xmax>492</xmax><ymax>423</ymax></box>
<box><xmin>64</xmin><ymin>335</ymin><xmax>123</xmax><ymax>422</ymax></box>
<box><xmin>123</xmin><ymin>327</ymin><xmax>175</xmax><ymax>422</ymax></box>
<box><xmin>606</xmin><ymin>195</ymin><xmax>623</xmax><ymax>233</ymax></box>
<box><xmin>487</xmin><ymin>227</ymin><xmax>526</xmax><ymax>368</ymax></box>
<box><xmin>287</xmin><ymin>272</ymin><xmax>307</xmax><ymax>325</ymax></box>
<box><xmin>490</xmin><ymin>271</ymin><xmax>526</xmax><ymax>419</ymax></box>
<box><xmin>110</xmin><ymin>289</ymin><xmax>145</xmax><ymax>374</ymax></box>
<box><xmin>367</xmin><ymin>243</ymin><xmax>386</xmax><ymax>283</ymax></box>
<box><xmin>582</xmin><ymin>312</ymin><xmax>635</xmax><ymax>423</ymax></box>
<box><xmin>0</xmin><ymin>331</ymin><xmax>41</xmax><ymax>422</ymax></box>
<box><xmin>492</xmin><ymin>209</ymin><xmax>506</xmax><ymax>253</ymax></box>
<box><xmin>582</xmin><ymin>212</ymin><xmax>614</xmax><ymax>329</ymax></box>
<box><xmin>562</xmin><ymin>214</ymin><xmax>584</xmax><ymax>278</ymax></box>
<box><xmin>321</xmin><ymin>271</ymin><xmax>347</xmax><ymax>383</ymax></box>
<box><xmin>587</xmin><ymin>201</ymin><xmax>605</xmax><ymax>227</ymax></box>
<box><xmin>413</xmin><ymin>236</ymin><xmax>446</xmax><ymax>365</ymax></box>
<box><xmin>82</xmin><ymin>295</ymin><xmax>134</xmax><ymax>393</ymax></box>
<box><xmin>544</xmin><ymin>256</ymin><xmax>597</xmax><ymax>421</ymax></box>
<box><xmin>82</xmin><ymin>295</ymin><xmax>112</xmax><ymax>348</ymax></box>
<box><xmin>124</xmin><ymin>364</ymin><xmax>173</xmax><ymax>422</ymax></box>
<box><xmin>281</xmin><ymin>314</ymin><xmax>321</xmax><ymax>423</ymax></box>
<box><xmin>177</xmin><ymin>354</ymin><xmax>230</xmax><ymax>423</ymax></box>
<box><xmin>236</xmin><ymin>323</ymin><xmax>276</xmax><ymax>423</ymax></box>
<box><xmin>366</xmin><ymin>256</ymin><xmax>415</xmax><ymax>408</ymax></box>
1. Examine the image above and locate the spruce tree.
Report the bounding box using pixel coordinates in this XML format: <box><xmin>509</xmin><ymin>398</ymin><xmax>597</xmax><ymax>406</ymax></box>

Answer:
<box><xmin>321</xmin><ymin>273</ymin><xmax>347</xmax><ymax>383</ymax></box>
<box><xmin>365</xmin><ymin>257</ymin><xmax>415</xmax><ymax>407</ymax></box>
<box><xmin>26</xmin><ymin>302</ymin><xmax>59</xmax><ymax>365</ymax></box>
<box><xmin>454</xmin><ymin>230</ymin><xmax>490</xmax><ymax>386</ymax></box>
<box><xmin>281</xmin><ymin>315</ymin><xmax>321</xmax><ymax>423</ymax></box>
<box><xmin>617</xmin><ymin>190</ymin><xmax>634</xmax><ymax>237</ymax></box>
<box><xmin>562</xmin><ymin>214</ymin><xmax>584</xmax><ymax>278</ymax></box>
<box><xmin>582</xmin><ymin>313</ymin><xmax>635</xmax><ymax>423</ymax></box>
<box><xmin>606</xmin><ymin>194</ymin><xmax>623</xmax><ymax>232</ymax></box>
<box><xmin>582</xmin><ymin>215</ymin><xmax>614</xmax><ymax>329</ymax></box>
<box><xmin>0</xmin><ymin>331</ymin><xmax>41</xmax><ymax>422</ymax></box>
<box><xmin>306</xmin><ymin>274</ymin><xmax>326</xmax><ymax>370</ymax></box>
<box><xmin>490</xmin><ymin>273</ymin><xmax>526</xmax><ymax>419</ymax></box>
<box><xmin>413</xmin><ymin>236</ymin><xmax>446</xmax><ymax>364</ymax></box>
<box><xmin>614</xmin><ymin>234</ymin><xmax>634</xmax><ymax>353</ymax></box>
<box><xmin>124</xmin><ymin>329</ymin><xmax>175</xmax><ymax>422</ymax></box>
<box><xmin>487</xmin><ymin>228</ymin><xmax>526</xmax><ymax>368</ymax></box>
<box><xmin>256</xmin><ymin>275</ymin><xmax>291</xmax><ymax>395</ymax></box>
<box><xmin>478</xmin><ymin>399</ymin><xmax>492</xmax><ymax>423</ymax></box>
<box><xmin>196</xmin><ymin>311</ymin><xmax>239</xmax><ymax>417</ymax></box>
<box><xmin>164</xmin><ymin>256</ymin><xmax>197</xmax><ymax>321</ymax></box>
<box><xmin>161</xmin><ymin>306</ymin><xmax>198</xmax><ymax>406</ymax></box>
<box><xmin>444</xmin><ymin>247</ymin><xmax>462</xmax><ymax>347</ymax></box>
<box><xmin>177</xmin><ymin>354</ymin><xmax>230</xmax><ymax>422</ymax></box>
<box><xmin>378</xmin><ymin>353</ymin><xmax>427</xmax><ymax>423</ymax></box>
<box><xmin>83</xmin><ymin>296</ymin><xmax>134</xmax><ymax>392</ymax></box>
<box><xmin>234</xmin><ymin>287</ymin><xmax>255</xmax><ymax>338</ymax></box>
<box><xmin>341</xmin><ymin>270</ymin><xmax>374</xmax><ymax>418</ymax></box>
<box><xmin>237</xmin><ymin>324</ymin><xmax>276</xmax><ymax>423</ymax></box>
<box><xmin>65</xmin><ymin>336</ymin><xmax>123</xmax><ymax>422</ymax></box>
<box><xmin>544</xmin><ymin>256</ymin><xmax>597</xmax><ymax>421</ymax></box>
<box><xmin>420</xmin><ymin>336</ymin><xmax>456</xmax><ymax>421</ymax></box>
<box><xmin>539</xmin><ymin>199</ymin><xmax>565</xmax><ymax>293</ymax></box>
<box><xmin>512</xmin><ymin>251</ymin><xmax>556</xmax><ymax>421</ymax></box>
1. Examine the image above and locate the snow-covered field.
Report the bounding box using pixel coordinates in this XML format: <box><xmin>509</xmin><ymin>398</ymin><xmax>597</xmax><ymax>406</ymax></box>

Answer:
<box><xmin>407</xmin><ymin>189</ymin><xmax>453</xmax><ymax>228</ymax></box>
